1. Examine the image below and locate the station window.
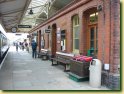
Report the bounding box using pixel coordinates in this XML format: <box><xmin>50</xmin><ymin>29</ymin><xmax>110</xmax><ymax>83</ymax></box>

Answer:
<box><xmin>89</xmin><ymin>12</ymin><xmax>98</xmax><ymax>23</ymax></box>
<box><xmin>61</xmin><ymin>30</ymin><xmax>66</xmax><ymax>52</ymax></box>
<box><xmin>88</xmin><ymin>12</ymin><xmax>98</xmax><ymax>56</ymax></box>
<box><xmin>72</xmin><ymin>15</ymin><xmax>80</xmax><ymax>54</ymax></box>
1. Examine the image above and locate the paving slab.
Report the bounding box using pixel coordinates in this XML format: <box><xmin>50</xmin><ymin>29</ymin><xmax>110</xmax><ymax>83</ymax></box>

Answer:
<box><xmin>0</xmin><ymin>46</ymin><xmax>110</xmax><ymax>90</ymax></box>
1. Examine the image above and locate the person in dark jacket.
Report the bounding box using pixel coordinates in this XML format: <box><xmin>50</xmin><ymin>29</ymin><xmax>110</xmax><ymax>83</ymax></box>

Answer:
<box><xmin>15</xmin><ymin>42</ymin><xmax>18</xmax><ymax>52</ymax></box>
<box><xmin>31</xmin><ymin>40</ymin><xmax>37</xmax><ymax>58</ymax></box>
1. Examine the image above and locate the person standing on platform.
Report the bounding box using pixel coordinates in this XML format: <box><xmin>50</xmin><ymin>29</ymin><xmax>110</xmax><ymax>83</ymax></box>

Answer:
<box><xmin>31</xmin><ymin>40</ymin><xmax>37</xmax><ymax>58</ymax></box>
<box><xmin>15</xmin><ymin>42</ymin><xmax>19</xmax><ymax>52</ymax></box>
<box><xmin>22</xmin><ymin>42</ymin><xmax>24</xmax><ymax>51</ymax></box>
<box><xmin>19</xmin><ymin>42</ymin><xmax>22</xmax><ymax>49</ymax></box>
<box><xmin>25</xmin><ymin>42</ymin><xmax>29</xmax><ymax>52</ymax></box>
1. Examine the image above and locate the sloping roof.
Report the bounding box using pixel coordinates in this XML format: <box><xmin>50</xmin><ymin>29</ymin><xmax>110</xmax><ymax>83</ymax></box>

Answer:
<box><xmin>20</xmin><ymin>0</ymin><xmax>73</xmax><ymax>33</ymax></box>
<box><xmin>0</xmin><ymin>0</ymin><xmax>31</xmax><ymax>32</ymax></box>
<box><xmin>20</xmin><ymin>0</ymin><xmax>48</xmax><ymax>33</ymax></box>
<box><xmin>0</xmin><ymin>0</ymin><xmax>74</xmax><ymax>33</ymax></box>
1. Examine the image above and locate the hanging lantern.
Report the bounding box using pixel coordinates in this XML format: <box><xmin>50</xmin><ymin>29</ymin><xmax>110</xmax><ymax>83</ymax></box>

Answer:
<box><xmin>28</xmin><ymin>8</ymin><xmax>33</xmax><ymax>15</ymax></box>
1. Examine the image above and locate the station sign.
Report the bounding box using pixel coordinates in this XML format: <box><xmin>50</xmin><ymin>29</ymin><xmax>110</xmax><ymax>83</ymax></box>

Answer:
<box><xmin>27</xmin><ymin>35</ymin><xmax>31</xmax><ymax>38</ymax></box>
<box><xmin>45</xmin><ymin>29</ymin><xmax>51</xmax><ymax>33</ymax></box>
<box><xmin>15</xmin><ymin>34</ymin><xmax>22</xmax><ymax>36</ymax></box>
<box><xmin>18</xmin><ymin>25</ymin><xmax>32</xmax><ymax>28</ymax></box>
<box><xmin>32</xmin><ymin>33</ymin><xmax>38</xmax><ymax>36</ymax></box>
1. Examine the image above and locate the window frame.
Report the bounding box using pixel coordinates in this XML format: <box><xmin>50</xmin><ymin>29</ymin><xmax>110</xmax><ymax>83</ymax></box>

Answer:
<box><xmin>72</xmin><ymin>15</ymin><xmax>80</xmax><ymax>54</ymax></box>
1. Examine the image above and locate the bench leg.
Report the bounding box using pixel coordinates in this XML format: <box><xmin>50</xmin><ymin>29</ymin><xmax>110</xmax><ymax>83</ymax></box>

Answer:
<box><xmin>42</xmin><ymin>55</ymin><xmax>48</xmax><ymax>60</ymax></box>
<box><xmin>64</xmin><ymin>64</ymin><xmax>70</xmax><ymax>72</ymax></box>
<box><xmin>38</xmin><ymin>54</ymin><xmax>42</xmax><ymax>58</ymax></box>
<box><xmin>52</xmin><ymin>60</ymin><xmax>58</xmax><ymax>66</ymax></box>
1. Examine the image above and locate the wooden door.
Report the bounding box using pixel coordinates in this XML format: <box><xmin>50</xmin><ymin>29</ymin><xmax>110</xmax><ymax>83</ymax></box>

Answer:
<box><xmin>88</xmin><ymin>24</ymin><xmax>98</xmax><ymax>56</ymax></box>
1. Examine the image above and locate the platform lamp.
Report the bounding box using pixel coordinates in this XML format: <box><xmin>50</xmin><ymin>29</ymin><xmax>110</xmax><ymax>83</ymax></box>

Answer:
<box><xmin>29</xmin><ymin>8</ymin><xmax>33</xmax><ymax>15</ymax></box>
<box><xmin>28</xmin><ymin>0</ymin><xmax>33</xmax><ymax>15</ymax></box>
<box><xmin>97</xmin><ymin>5</ymin><xmax>102</xmax><ymax>12</ymax></box>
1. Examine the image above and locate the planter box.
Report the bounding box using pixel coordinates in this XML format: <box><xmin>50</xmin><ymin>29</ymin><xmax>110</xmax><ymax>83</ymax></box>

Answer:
<box><xmin>70</xmin><ymin>59</ymin><xmax>90</xmax><ymax>77</ymax></box>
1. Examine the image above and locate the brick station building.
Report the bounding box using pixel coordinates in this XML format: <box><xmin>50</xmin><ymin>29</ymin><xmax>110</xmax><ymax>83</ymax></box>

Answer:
<box><xmin>29</xmin><ymin>0</ymin><xmax>120</xmax><ymax>90</ymax></box>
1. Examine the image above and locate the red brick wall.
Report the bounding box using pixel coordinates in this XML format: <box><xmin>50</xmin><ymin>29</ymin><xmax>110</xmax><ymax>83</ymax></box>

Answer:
<box><xmin>97</xmin><ymin>0</ymin><xmax>111</xmax><ymax>65</ymax></box>
<box><xmin>30</xmin><ymin>0</ymin><xmax>120</xmax><ymax>73</ymax></box>
<box><xmin>110</xmin><ymin>0</ymin><xmax>120</xmax><ymax>73</ymax></box>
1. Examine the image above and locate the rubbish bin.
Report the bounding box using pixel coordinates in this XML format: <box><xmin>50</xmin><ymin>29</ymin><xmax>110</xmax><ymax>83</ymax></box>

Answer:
<box><xmin>89</xmin><ymin>59</ymin><xmax>102</xmax><ymax>88</ymax></box>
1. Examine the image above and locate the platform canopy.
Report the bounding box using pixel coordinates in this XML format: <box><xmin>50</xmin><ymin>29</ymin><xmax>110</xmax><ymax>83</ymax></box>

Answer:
<box><xmin>0</xmin><ymin>0</ymin><xmax>31</xmax><ymax>32</ymax></box>
<box><xmin>0</xmin><ymin>0</ymin><xmax>73</xmax><ymax>33</ymax></box>
<box><xmin>20</xmin><ymin>0</ymin><xmax>48</xmax><ymax>33</ymax></box>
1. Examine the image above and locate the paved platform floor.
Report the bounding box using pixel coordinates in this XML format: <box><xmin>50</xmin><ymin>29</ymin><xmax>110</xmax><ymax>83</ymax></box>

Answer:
<box><xmin>0</xmin><ymin>46</ymin><xmax>110</xmax><ymax>90</ymax></box>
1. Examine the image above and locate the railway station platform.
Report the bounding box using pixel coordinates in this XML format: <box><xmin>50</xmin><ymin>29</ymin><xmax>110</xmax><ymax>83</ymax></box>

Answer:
<box><xmin>0</xmin><ymin>46</ymin><xmax>109</xmax><ymax>90</ymax></box>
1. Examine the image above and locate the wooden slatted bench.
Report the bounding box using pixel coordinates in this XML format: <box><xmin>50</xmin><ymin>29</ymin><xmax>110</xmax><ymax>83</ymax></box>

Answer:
<box><xmin>51</xmin><ymin>57</ymin><xmax>58</xmax><ymax>65</ymax></box>
<box><xmin>38</xmin><ymin>49</ymin><xmax>49</xmax><ymax>60</ymax></box>
<box><xmin>51</xmin><ymin>52</ymin><xmax>74</xmax><ymax>72</ymax></box>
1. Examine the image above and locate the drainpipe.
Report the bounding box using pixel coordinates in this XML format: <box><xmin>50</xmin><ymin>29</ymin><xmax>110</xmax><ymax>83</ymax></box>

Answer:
<box><xmin>109</xmin><ymin>0</ymin><xmax>111</xmax><ymax>72</ymax></box>
<box><xmin>104</xmin><ymin>0</ymin><xmax>111</xmax><ymax>73</ymax></box>
<box><xmin>101</xmin><ymin>0</ymin><xmax>105</xmax><ymax>68</ymax></box>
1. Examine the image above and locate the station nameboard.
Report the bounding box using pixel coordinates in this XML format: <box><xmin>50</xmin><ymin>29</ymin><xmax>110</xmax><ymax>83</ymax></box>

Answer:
<box><xmin>18</xmin><ymin>25</ymin><xmax>32</xmax><ymax>28</ymax></box>
<box><xmin>27</xmin><ymin>35</ymin><xmax>31</xmax><ymax>38</ymax></box>
<box><xmin>45</xmin><ymin>29</ymin><xmax>51</xmax><ymax>33</ymax></box>
<box><xmin>32</xmin><ymin>33</ymin><xmax>38</xmax><ymax>36</ymax></box>
<box><xmin>15</xmin><ymin>34</ymin><xmax>22</xmax><ymax>36</ymax></box>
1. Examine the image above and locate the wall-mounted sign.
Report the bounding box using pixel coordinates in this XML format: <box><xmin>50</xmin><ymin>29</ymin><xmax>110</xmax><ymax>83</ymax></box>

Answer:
<box><xmin>57</xmin><ymin>28</ymin><xmax>60</xmax><ymax>31</ymax></box>
<box><xmin>57</xmin><ymin>33</ymin><xmax>61</xmax><ymax>37</ymax></box>
<box><xmin>18</xmin><ymin>25</ymin><xmax>32</xmax><ymax>28</ymax></box>
<box><xmin>41</xmin><ymin>40</ymin><xmax>45</xmax><ymax>48</ymax></box>
<box><xmin>45</xmin><ymin>29</ymin><xmax>51</xmax><ymax>33</ymax></box>
<box><xmin>57</xmin><ymin>28</ymin><xmax>61</xmax><ymax>34</ymax></box>
<box><xmin>32</xmin><ymin>33</ymin><xmax>37</xmax><ymax>36</ymax></box>
<box><xmin>15</xmin><ymin>34</ymin><xmax>21</xmax><ymax>36</ymax></box>
<box><xmin>27</xmin><ymin>35</ymin><xmax>31</xmax><ymax>38</ymax></box>
<box><xmin>11</xmin><ymin>27</ymin><xmax>17</xmax><ymax>33</ymax></box>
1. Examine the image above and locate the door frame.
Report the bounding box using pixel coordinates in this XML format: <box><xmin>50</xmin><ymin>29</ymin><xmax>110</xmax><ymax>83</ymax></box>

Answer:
<box><xmin>88</xmin><ymin>23</ymin><xmax>98</xmax><ymax>56</ymax></box>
